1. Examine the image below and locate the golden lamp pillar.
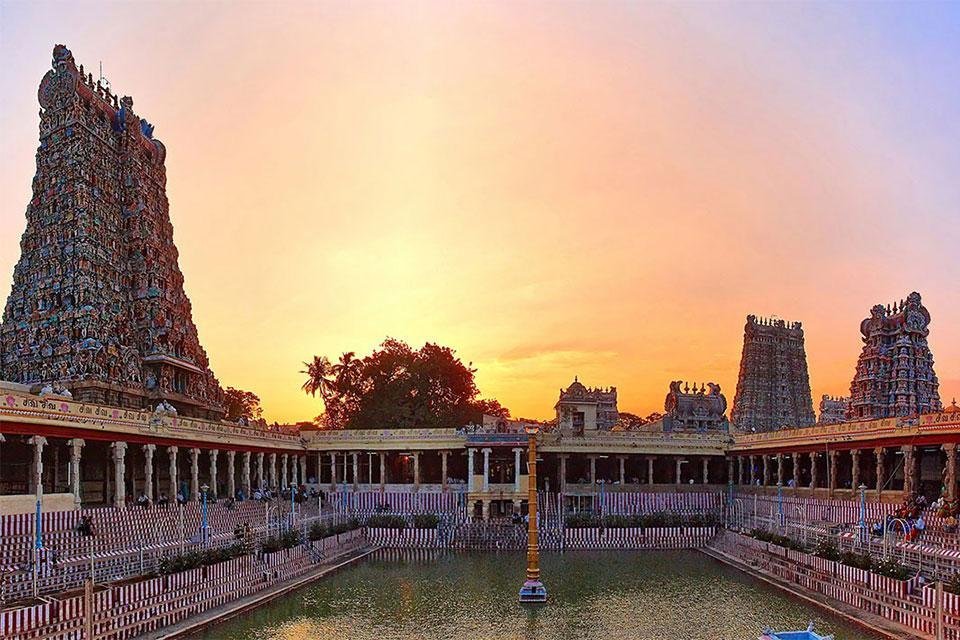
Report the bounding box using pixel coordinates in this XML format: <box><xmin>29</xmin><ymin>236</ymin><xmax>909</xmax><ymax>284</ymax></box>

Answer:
<box><xmin>519</xmin><ymin>424</ymin><xmax>547</xmax><ymax>603</ymax></box>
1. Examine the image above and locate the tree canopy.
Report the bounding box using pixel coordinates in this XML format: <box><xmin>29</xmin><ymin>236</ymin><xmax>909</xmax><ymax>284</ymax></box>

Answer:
<box><xmin>301</xmin><ymin>338</ymin><xmax>509</xmax><ymax>430</ymax></box>
<box><xmin>223</xmin><ymin>387</ymin><xmax>263</xmax><ymax>422</ymax></box>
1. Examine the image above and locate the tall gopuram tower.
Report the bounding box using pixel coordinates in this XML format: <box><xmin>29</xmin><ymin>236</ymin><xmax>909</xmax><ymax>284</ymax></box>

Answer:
<box><xmin>0</xmin><ymin>45</ymin><xmax>225</xmax><ymax>419</ymax></box>
<box><xmin>847</xmin><ymin>291</ymin><xmax>942</xmax><ymax>420</ymax></box>
<box><xmin>730</xmin><ymin>315</ymin><xmax>815</xmax><ymax>431</ymax></box>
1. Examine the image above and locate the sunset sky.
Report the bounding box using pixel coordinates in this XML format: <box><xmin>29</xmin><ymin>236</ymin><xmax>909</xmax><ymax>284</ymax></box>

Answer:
<box><xmin>0</xmin><ymin>2</ymin><xmax>957</xmax><ymax>424</ymax></box>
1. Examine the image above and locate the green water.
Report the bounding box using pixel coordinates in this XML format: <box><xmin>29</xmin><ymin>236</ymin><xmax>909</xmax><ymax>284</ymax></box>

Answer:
<box><xmin>194</xmin><ymin>550</ymin><xmax>883</xmax><ymax>640</ymax></box>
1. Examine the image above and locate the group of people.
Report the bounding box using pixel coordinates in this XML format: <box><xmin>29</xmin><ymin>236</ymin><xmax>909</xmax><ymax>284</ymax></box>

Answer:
<box><xmin>251</xmin><ymin>484</ymin><xmax>319</xmax><ymax>503</ymax></box>
<box><xmin>868</xmin><ymin>493</ymin><xmax>929</xmax><ymax>540</ymax></box>
<box><xmin>870</xmin><ymin>512</ymin><xmax>927</xmax><ymax>540</ymax></box>
<box><xmin>122</xmin><ymin>483</ymin><xmax>326</xmax><ymax>510</ymax></box>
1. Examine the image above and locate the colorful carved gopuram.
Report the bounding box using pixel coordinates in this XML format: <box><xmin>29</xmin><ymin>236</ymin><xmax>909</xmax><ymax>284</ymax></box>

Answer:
<box><xmin>847</xmin><ymin>291</ymin><xmax>942</xmax><ymax>420</ymax></box>
<box><xmin>0</xmin><ymin>45</ymin><xmax>224</xmax><ymax>420</ymax></box>
<box><xmin>731</xmin><ymin>315</ymin><xmax>816</xmax><ymax>432</ymax></box>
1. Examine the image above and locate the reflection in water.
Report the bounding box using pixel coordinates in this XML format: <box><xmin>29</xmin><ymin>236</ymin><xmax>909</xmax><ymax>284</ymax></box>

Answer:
<box><xmin>193</xmin><ymin>550</ymin><xmax>884</xmax><ymax>640</ymax></box>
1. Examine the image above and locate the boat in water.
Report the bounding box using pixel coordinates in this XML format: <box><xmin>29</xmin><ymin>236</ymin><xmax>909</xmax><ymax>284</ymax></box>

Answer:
<box><xmin>760</xmin><ymin>622</ymin><xmax>834</xmax><ymax>640</ymax></box>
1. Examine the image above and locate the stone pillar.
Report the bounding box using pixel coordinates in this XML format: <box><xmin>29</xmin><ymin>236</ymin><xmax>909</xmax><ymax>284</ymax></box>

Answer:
<box><xmin>776</xmin><ymin>454</ymin><xmax>784</xmax><ymax>486</ymax></box>
<box><xmin>513</xmin><ymin>448</ymin><xmax>523</xmax><ymax>492</ymax></box>
<box><xmin>168</xmin><ymin>446</ymin><xmax>179</xmax><ymax>500</ymax></box>
<box><xmin>189</xmin><ymin>448</ymin><xmax>200</xmax><ymax>500</ymax></box>
<box><xmin>944</xmin><ymin>444</ymin><xmax>957</xmax><ymax>502</ymax></box>
<box><xmin>467</xmin><ymin>449</ymin><xmax>476</xmax><ymax>491</ymax></box>
<box><xmin>269</xmin><ymin>452</ymin><xmax>278</xmax><ymax>489</ymax></box>
<box><xmin>647</xmin><ymin>457</ymin><xmax>655</xmax><ymax>485</ymax></box>
<box><xmin>589</xmin><ymin>456</ymin><xmax>597</xmax><ymax>484</ymax></box>
<box><xmin>620</xmin><ymin>456</ymin><xmax>627</xmax><ymax>485</ymax></box>
<box><xmin>256</xmin><ymin>452</ymin><xmax>265</xmax><ymax>490</ymax></box>
<box><xmin>737</xmin><ymin>456</ymin><xmax>744</xmax><ymax>485</ymax></box>
<box><xmin>875</xmin><ymin>447</ymin><xmax>886</xmax><ymax>496</ymax></box>
<box><xmin>242</xmin><ymin>452</ymin><xmax>252</xmax><ymax>495</ymax></box>
<box><xmin>728</xmin><ymin>458</ymin><xmax>735</xmax><ymax>485</ymax></box>
<box><xmin>142</xmin><ymin>444</ymin><xmax>155</xmax><ymax>502</ymax></box>
<box><xmin>482</xmin><ymin>499</ymin><xmax>490</xmax><ymax>521</ymax></box>
<box><xmin>902</xmin><ymin>445</ymin><xmax>917</xmax><ymax>496</ymax></box>
<box><xmin>28</xmin><ymin>435</ymin><xmax>47</xmax><ymax>497</ymax></box>
<box><xmin>808</xmin><ymin>452</ymin><xmax>818</xmax><ymax>490</ymax></box>
<box><xmin>762</xmin><ymin>455</ymin><xmax>770</xmax><ymax>486</ymax></box>
<box><xmin>702</xmin><ymin>458</ymin><xmax>709</xmax><ymax>484</ymax></box>
<box><xmin>112</xmin><ymin>441</ymin><xmax>128</xmax><ymax>508</ymax></box>
<box><xmin>300</xmin><ymin>455</ymin><xmax>307</xmax><ymax>487</ymax></box>
<box><xmin>69</xmin><ymin>438</ymin><xmax>85</xmax><ymax>507</ymax></box>
<box><xmin>675</xmin><ymin>458</ymin><xmax>683</xmax><ymax>485</ymax></box>
<box><xmin>379</xmin><ymin>452</ymin><xmax>386</xmax><ymax>489</ymax></box>
<box><xmin>353</xmin><ymin>452</ymin><xmax>359</xmax><ymax>489</ymax></box>
<box><xmin>209</xmin><ymin>449</ymin><xmax>219</xmax><ymax>499</ymax></box>
<box><xmin>280</xmin><ymin>453</ymin><xmax>289</xmax><ymax>489</ymax></box>
<box><xmin>828</xmin><ymin>449</ymin><xmax>838</xmax><ymax>497</ymax></box>
<box><xmin>227</xmin><ymin>450</ymin><xmax>237</xmax><ymax>499</ymax></box>
<box><xmin>850</xmin><ymin>449</ymin><xmax>861</xmax><ymax>492</ymax></box>
<box><xmin>413</xmin><ymin>451</ymin><xmax>421</xmax><ymax>490</ymax></box>
<box><xmin>559</xmin><ymin>455</ymin><xmax>568</xmax><ymax>492</ymax></box>
<box><xmin>441</xmin><ymin>450</ymin><xmax>449</xmax><ymax>491</ymax></box>
<box><xmin>748</xmin><ymin>455</ymin><xmax>756</xmax><ymax>485</ymax></box>
<box><xmin>482</xmin><ymin>448</ymin><xmax>491</xmax><ymax>491</ymax></box>
<box><xmin>329</xmin><ymin>452</ymin><xmax>337</xmax><ymax>488</ymax></box>
<box><xmin>792</xmin><ymin>452</ymin><xmax>800</xmax><ymax>488</ymax></box>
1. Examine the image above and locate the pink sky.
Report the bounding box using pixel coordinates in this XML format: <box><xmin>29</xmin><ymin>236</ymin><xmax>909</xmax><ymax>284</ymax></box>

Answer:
<box><xmin>0</xmin><ymin>2</ymin><xmax>957</xmax><ymax>422</ymax></box>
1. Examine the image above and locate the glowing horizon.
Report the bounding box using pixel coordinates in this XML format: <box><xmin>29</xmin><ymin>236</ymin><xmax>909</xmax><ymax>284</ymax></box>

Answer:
<box><xmin>0</xmin><ymin>2</ymin><xmax>957</xmax><ymax>423</ymax></box>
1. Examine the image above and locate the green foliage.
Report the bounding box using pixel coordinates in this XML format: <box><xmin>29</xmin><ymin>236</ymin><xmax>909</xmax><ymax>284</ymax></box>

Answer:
<box><xmin>158</xmin><ymin>543</ymin><xmax>246</xmax><ymax>575</ymax></box>
<box><xmin>564</xmin><ymin>513</ymin><xmax>598</xmax><ymax>528</ymax></box>
<box><xmin>872</xmin><ymin>557</ymin><xmax>912</xmax><ymax>580</ymax></box>
<box><xmin>946</xmin><ymin>573</ymin><xmax>960</xmax><ymax>595</ymax></box>
<box><xmin>301</xmin><ymin>339</ymin><xmax>508</xmax><ymax>429</ymax></box>
<box><xmin>223</xmin><ymin>387</ymin><xmax>263</xmax><ymax>422</ymax></box>
<box><xmin>413</xmin><ymin>513</ymin><xmax>440</xmax><ymax>529</ymax></box>
<box><xmin>309</xmin><ymin>518</ymin><xmax>360</xmax><ymax>540</ymax></box>
<box><xmin>747</xmin><ymin>528</ymin><xmax>805</xmax><ymax>551</ymax></box>
<box><xmin>309</xmin><ymin>522</ymin><xmax>330</xmax><ymax>541</ymax></box>
<box><xmin>839</xmin><ymin>550</ymin><xmax>873</xmax><ymax>570</ymax></box>
<box><xmin>366</xmin><ymin>514</ymin><xmax>408</xmax><ymax>529</ymax></box>
<box><xmin>814</xmin><ymin>540</ymin><xmax>841</xmax><ymax>561</ymax></box>
<box><xmin>260</xmin><ymin>529</ymin><xmax>302</xmax><ymax>554</ymax></box>
<box><xmin>746</xmin><ymin>529</ymin><xmax>912</xmax><ymax>581</ymax></box>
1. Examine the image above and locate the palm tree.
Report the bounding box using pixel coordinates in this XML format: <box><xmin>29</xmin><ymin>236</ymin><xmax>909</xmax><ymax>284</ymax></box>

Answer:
<box><xmin>332</xmin><ymin>352</ymin><xmax>361</xmax><ymax>388</ymax></box>
<box><xmin>301</xmin><ymin>355</ymin><xmax>335</xmax><ymax>398</ymax></box>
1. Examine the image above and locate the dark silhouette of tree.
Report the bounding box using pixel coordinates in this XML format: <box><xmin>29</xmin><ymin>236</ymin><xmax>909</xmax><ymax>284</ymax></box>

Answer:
<box><xmin>473</xmin><ymin>398</ymin><xmax>511</xmax><ymax>419</ymax></box>
<box><xmin>301</xmin><ymin>356</ymin><xmax>335</xmax><ymax>397</ymax></box>
<box><xmin>301</xmin><ymin>338</ymin><xmax>509</xmax><ymax>429</ymax></box>
<box><xmin>224</xmin><ymin>387</ymin><xmax>263</xmax><ymax>422</ymax></box>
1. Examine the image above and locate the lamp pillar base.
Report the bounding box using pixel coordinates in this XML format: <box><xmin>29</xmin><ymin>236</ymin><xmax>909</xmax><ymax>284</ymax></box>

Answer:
<box><xmin>518</xmin><ymin>580</ymin><xmax>547</xmax><ymax>603</ymax></box>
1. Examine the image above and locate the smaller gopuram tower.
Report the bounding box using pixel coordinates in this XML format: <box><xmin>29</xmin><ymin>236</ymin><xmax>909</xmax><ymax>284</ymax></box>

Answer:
<box><xmin>817</xmin><ymin>395</ymin><xmax>850</xmax><ymax>425</ymax></box>
<box><xmin>731</xmin><ymin>315</ymin><xmax>815</xmax><ymax>431</ymax></box>
<box><xmin>847</xmin><ymin>291</ymin><xmax>941</xmax><ymax>420</ymax></box>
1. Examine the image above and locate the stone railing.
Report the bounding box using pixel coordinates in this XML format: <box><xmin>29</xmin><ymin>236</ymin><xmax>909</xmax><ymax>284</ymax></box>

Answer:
<box><xmin>0</xmin><ymin>530</ymin><xmax>369</xmax><ymax>640</ymax></box>
<box><xmin>538</xmin><ymin>430</ymin><xmax>730</xmax><ymax>455</ymax></box>
<box><xmin>733</xmin><ymin>409</ymin><xmax>960</xmax><ymax>449</ymax></box>
<box><xmin>303</xmin><ymin>427</ymin><xmax>465</xmax><ymax>450</ymax></box>
<box><xmin>0</xmin><ymin>388</ymin><xmax>302</xmax><ymax>449</ymax></box>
